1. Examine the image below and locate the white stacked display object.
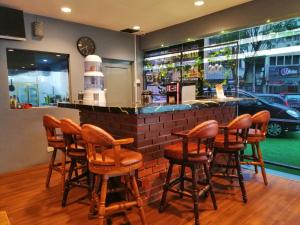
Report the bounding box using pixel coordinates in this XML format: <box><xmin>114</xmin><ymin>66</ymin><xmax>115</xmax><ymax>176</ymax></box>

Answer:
<box><xmin>83</xmin><ymin>55</ymin><xmax>106</xmax><ymax>106</ymax></box>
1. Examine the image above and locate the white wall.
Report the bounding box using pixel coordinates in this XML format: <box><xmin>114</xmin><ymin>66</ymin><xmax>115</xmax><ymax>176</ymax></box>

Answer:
<box><xmin>0</xmin><ymin>13</ymin><xmax>135</xmax><ymax>173</ymax></box>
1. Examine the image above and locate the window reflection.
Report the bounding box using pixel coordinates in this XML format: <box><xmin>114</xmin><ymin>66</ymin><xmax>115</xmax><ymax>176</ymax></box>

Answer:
<box><xmin>7</xmin><ymin>49</ymin><xmax>69</xmax><ymax>108</ymax></box>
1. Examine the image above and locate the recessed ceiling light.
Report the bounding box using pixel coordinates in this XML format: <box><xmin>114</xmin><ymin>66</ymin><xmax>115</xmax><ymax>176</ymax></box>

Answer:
<box><xmin>187</xmin><ymin>38</ymin><xmax>191</xmax><ymax>41</ymax></box>
<box><xmin>221</xmin><ymin>30</ymin><xmax>226</xmax><ymax>34</ymax></box>
<box><xmin>21</xmin><ymin>66</ymin><xmax>25</xmax><ymax>69</ymax></box>
<box><xmin>30</xmin><ymin>64</ymin><xmax>34</xmax><ymax>66</ymax></box>
<box><xmin>266</xmin><ymin>19</ymin><xmax>271</xmax><ymax>23</ymax></box>
<box><xmin>56</xmin><ymin>54</ymin><xmax>61</xmax><ymax>57</ymax></box>
<box><xmin>133</xmin><ymin>26</ymin><xmax>140</xmax><ymax>31</ymax></box>
<box><xmin>8</xmin><ymin>49</ymin><xmax>14</xmax><ymax>52</ymax></box>
<box><xmin>61</xmin><ymin>7</ymin><xmax>71</xmax><ymax>13</ymax></box>
<box><xmin>161</xmin><ymin>44</ymin><xmax>164</xmax><ymax>47</ymax></box>
<box><xmin>43</xmin><ymin>59</ymin><xmax>48</xmax><ymax>62</ymax></box>
<box><xmin>194</xmin><ymin>0</ymin><xmax>205</xmax><ymax>6</ymax></box>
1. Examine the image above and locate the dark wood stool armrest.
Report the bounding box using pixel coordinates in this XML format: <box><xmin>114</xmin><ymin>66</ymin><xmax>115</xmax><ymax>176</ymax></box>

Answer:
<box><xmin>114</xmin><ymin>138</ymin><xmax>134</xmax><ymax>145</ymax></box>
<box><xmin>171</xmin><ymin>130</ymin><xmax>190</xmax><ymax>138</ymax></box>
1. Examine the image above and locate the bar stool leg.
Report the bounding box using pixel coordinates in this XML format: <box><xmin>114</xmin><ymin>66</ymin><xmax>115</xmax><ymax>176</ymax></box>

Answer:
<box><xmin>130</xmin><ymin>174</ymin><xmax>147</xmax><ymax>225</ymax></box>
<box><xmin>256</xmin><ymin>142</ymin><xmax>268</xmax><ymax>186</ymax></box>
<box><xmin>89</xmin><ymin>175</ymin><xmax>100</xmax><ymax>218</ymax></box>
<box><xmin>234</xmin><ymin>152</ymin><xmax>247</xmax><ymax>203</ymax></box>
<box><xmin>159</xmin><ymin>162</ymin><xmax>174</xmax><ymax>212</ymax></box>
<box><xmin>98</xmin><ymin>175</ymin><xmax>108</xmax><ymax>225</ymax></box>
<box><xmin>191</xmin><ymin>166</ymin><xmax>200</xmax><ymax>225</ymax></box>
<box><xmin>62</xmin><ymin>159</ymin><xmax>75</xmax><ymax>207</ymax></box>
<box><xmin>203</xmin><ymin>163</ymin><xmax>217</xmax><ymax>210</ymax></box>
<box><xmin>251</xmin><ymin>144</ymin><xmax>258</xmax><ymax>173</ymax></box>
<box><xmin>60</xmin><ymin>149</ymin><xmax>67</xmax><ymax>193</ymax></box>
<box><xmin>179</xmin><ymin>165</ymin><xmax>185</xmax><ymax>198</ymax></box>
<box><xmin>45</xmin><ymin>149</ymin><xmax>57</xmax><ymax>188</ymax></box>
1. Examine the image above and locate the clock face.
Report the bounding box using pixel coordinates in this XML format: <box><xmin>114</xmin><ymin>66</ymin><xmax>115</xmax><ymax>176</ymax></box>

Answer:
<box><xmin>77</xmin><ymin>36</ymin><xmax>96</xmax><ymax>57</ymax></box>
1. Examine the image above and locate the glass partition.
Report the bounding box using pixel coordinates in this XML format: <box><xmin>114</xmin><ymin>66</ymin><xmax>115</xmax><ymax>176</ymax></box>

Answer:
<box><xmin>7</xmin><ymin>49</ymin><xmax>70</xmax><ymax>108</ymax></box>
<box><xmin>205</xmin><ymin>17</ymin><xmax>300</xmax><ymax>176</ymax></box>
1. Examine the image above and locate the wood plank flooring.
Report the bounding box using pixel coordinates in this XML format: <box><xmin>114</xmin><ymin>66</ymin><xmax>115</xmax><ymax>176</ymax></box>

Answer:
<box><xmin>1</xmin><ymin>164</ymin><xmax>300</xmax><ymax>225</ymax></box>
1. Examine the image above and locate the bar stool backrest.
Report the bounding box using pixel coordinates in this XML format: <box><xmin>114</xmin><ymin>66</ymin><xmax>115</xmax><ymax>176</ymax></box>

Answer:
<box><xmin>43</xmin><ymin>114</ymin><xmax>61</xmax><ymax>143</ymax></box>
<box><xmin>225</xmin><ymin>114</ymin><xmax>252</xmax><ymax>149</ymax></box>
<box><xmin>60</xmin><ymin>119</ymin><xmax>82</xmax><ymax>150</ymax></box>
<box><xmin>182</xmin><ymin>120</ymin><xmax>218</xmax><ymax>161</ymax></box>
<box><xmin>81</xmin><ymin>124</ymin><xmax>118</xmax><ymax>166</ymax></box>
<box><xmin>251</xmin><ymin>110</ymin><xmax>270</xmax><ymax>137</ymax></box>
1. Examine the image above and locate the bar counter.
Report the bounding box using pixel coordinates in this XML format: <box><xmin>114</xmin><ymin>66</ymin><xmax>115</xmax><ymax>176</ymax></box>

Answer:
<box><xmin>58</xmin><ymin>98</ymin><xmax>240</xmax><ymax>202</ymax></box>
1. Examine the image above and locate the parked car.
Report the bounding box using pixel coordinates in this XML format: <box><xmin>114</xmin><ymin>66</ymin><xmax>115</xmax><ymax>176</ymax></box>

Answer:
<box><xmin>203</xmin><ymin>89</ymin><xmax>300</xmax><ymax>137</ymax></box>
<box><xmin>255</xmin><ymin>93</ymin><xmax>288</xmax><ymax>106</ymax></box>
<box><xmin>282</xmin><ymin>94</ymin><xmax>300</xmax><ymax>111</ymax></box>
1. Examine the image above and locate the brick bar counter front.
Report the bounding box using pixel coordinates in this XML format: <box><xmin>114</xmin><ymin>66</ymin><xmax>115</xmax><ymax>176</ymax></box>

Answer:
<box><xmin>58</xmin><ymin>99</ymin><xmax>238</xmax><ymax>203</ymax></box>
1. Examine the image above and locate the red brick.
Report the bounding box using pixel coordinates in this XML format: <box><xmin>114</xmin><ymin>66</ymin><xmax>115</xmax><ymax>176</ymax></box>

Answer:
<box><xmin>144</xmin><ymin>159</ymin><xmax>157</xmax><ymax>169</ymax></box>
<box><xmin>144</xmin><ymin>130</ymin><xmax>160</xmax><ymax>139</ymax></box>
<box><xmin>185</xmin><ymin>111</ymin><xmax>195</xmax><ymax>117</ymax></box>
<box><xmin>159</xmin><ymin>113</ymin><xmax>173</xmax><ymax>122</ymax></box>
<box><xmin>153</xmin><ymin>164</ymin><xmax>167</xmax><ymax>173</ymax></box>
<box><xmin>139</xmin><ymin>168</ymin><xmax>153</xmax><ymax>178</ymax></box>
<box><xmin>137</xmin><ymin>125</ymin><xmax>149</xmax><ymax>133</ymax></box>
<box><xmin>172</xmin><ymin>112</ymin><xmax>185</xmax><ymax>120</ymax></box>
<box><xmin>152</xmin><ymin>135</ymin><xmax>167</xmax><ymax>144</ymax></box>
<box><xmin>145</xmin><ymin>116</ymin><xmax>159</xmax><ymax>124</ymax></box>
<box><xmin>175</xmin><ymin>119</ymin><xmax>187</xmax><ymax>127</ymax></box>
<box><xmin>149</xmin><ymin>123</ymin><xmax>163</xmax><ymax>132</ymax></box>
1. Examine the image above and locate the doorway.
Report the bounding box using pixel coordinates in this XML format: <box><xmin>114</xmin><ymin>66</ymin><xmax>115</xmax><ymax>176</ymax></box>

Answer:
<box><xmin>102</xmin><ymin>62</ymin><xmax>133</xmax><ymax>107</ymax></box>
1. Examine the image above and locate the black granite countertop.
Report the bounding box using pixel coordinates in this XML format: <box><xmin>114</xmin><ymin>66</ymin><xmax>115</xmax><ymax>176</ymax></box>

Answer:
<box><xmin>58</xmin><ymin>97</ymin><xmax>249</xmax><ymax>115</ymax></box>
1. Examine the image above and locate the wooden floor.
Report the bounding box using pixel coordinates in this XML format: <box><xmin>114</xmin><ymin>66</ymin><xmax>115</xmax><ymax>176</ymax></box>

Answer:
<box><xmin>1</xmin><ymin>164</ymin><xmax>300</xmax><ymax>225</ymax></box>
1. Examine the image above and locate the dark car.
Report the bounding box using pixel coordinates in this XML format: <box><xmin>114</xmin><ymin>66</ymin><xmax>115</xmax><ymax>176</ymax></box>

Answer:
<box><xmin>282</xmin><ymin>94</ymin><xmax>300</xmax><ymax>111</ymax></box>
<box><xmin>255</xmin><ymin>93</ymin><xmax>288</xmax><ymax>106</ymax></box>
<box><xmin>235</xmin><ymin>90</ymin><xmax>300</xmax><ymax>137</ymax></box>
<box><xmin>203</xmin><ymin>89</ymin><xmax>300</xmax><ymax>137</ymax></box>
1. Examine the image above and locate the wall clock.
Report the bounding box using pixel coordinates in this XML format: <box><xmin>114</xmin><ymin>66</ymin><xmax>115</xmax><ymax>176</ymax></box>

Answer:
<box><xmin>77</xmin><ymin>36</ymin><xmax>96</xmax><ymax>56</ymax></box>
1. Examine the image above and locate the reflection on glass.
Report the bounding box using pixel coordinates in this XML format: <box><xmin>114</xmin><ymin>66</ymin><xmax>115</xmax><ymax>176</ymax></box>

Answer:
<box><xmin>7</xmin><ymin>49</ymin><xmax>70</xmax><ymax>108</ymax></box>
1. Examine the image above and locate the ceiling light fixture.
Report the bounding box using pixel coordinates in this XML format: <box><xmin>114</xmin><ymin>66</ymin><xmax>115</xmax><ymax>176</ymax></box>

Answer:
<box><xmin>43</xmin><ymin>59</ymin><xmax>48</xmax><ymax>62</ymax></box>
<box><xmin>161</xmin><ymin>44</ymin><xmax>164</xmax><ymax>47</ymax></box>
<box><xmin>194</xmin><ymin>0</ymin><xmax>205</xmax><ymax>7</ymax></box>
<box><xmin>8</xmin><ymin>49</ymin><xmax>14</xmax><ymax>52</ymax></box>
<box><xmin>56</xmin><ymin>54</ymin><xmax>61</xmax><ymax>57</ymax></box>
<box><xmin>61</xmin><ymin>7</ymin><xmax>72</xmax><ymax>13</ymax></box>
<box><xmin>133</xmin><ymin>26</ymin><xmax>140</xmax><ymax>31</ymax></box>
<box><xmin>30</xmin><ymin>64</ymin><xmax>34</xmax><ymax>66</ymax></box>
<box><xmin>266</xmin><ymin>19</ymin><xmax>271</xmax><ymax>23</ymax></box>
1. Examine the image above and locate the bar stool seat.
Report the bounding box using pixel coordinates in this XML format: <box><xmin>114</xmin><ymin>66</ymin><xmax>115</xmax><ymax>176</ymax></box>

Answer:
<box><xmin>247</xmin><ymin>128</ymin><xmax>264</xmax><ymax>142</ymax></box>
<box><xmin>164</xmin><ymin>142</ymin><xmax>208</xmax><ymax>162</ymax></box>
<box><xmin>215</xmin><ymin>134</ymin><xmax>244</xmax><ymax>151</ymax></box>
<box><xmin>93</xmin><ymin>148</ymin><xmax>143</xmax><ymax>167</ymax></box>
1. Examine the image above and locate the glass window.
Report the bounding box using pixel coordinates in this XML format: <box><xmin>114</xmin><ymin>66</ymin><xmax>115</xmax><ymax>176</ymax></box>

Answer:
<box><xmin>270</xmin><ymin>57</ymin><xmax>276</xmax><ymax>66</ymax></box>
<box><xmin>285</xmin><ymin>56</ymin><xmax>292</xmax><ymax>65</ymax></box>
<box><xmin>277</xmin><ymin>56</ymin><xmax>284</xmax><ymax>65</ymax></box>
<box><xmin>293</xmin><ymin>55</ymin><xmax>300</xmax><ymax>65</ymax></box>
<box><xmin>7</xmin><ymin>49</ymin><xmax>70</xmax><ymax>108</ymax></box>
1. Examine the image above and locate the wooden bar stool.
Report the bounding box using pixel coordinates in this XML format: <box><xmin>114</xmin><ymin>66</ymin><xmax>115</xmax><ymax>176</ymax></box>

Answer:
<box><xmin>60</xmin><ymin>119</ymin><xmax>89</xmax><ymax>207</ymax></box>
<box><xmin>43</xmin><ymin>114</ymin><xmax>67</xmax><ymax>192</ymax></box>
<box><xmin>211</xmin><ymin>114</ymin><xmax>252</xmax><ymax>203</ymax></box>
<box><xmin>81</xmin><ymin>124</ymin><xmax>147</xmax><ymax>225</ymax></box>
<box><xmin>159</xmin><ymin>120</ymin><xmax>219</xmax><ymax>225</ymax></box>
<box><xmin>241</xmin><ymin>110</ymin><xmax>270</xmax><ymax>185</ymax></box>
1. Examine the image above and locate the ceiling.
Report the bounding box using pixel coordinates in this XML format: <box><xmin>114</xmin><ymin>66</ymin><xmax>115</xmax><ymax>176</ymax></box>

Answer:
<box><xmin>0</xmin><ymin>0</ymin><xmax>252</xmax><ymax>33</ymax></box>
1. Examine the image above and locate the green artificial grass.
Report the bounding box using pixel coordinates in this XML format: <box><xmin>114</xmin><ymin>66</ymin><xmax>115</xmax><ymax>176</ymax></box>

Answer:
<box><xmin>245</xmin><ymin>131</ymin><xmax>300</xmax><ymax>176</ymax></box>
